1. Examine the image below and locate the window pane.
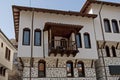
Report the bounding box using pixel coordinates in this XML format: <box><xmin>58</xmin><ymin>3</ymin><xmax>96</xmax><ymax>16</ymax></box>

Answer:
<box><xmin>38</xmin><ymin>61</ymin><xmax>45</xmax><ymax>77</ymax></box>
<box><xmin>35</xmin><ymin>31</ymin><xmax>41</xmax><ymax>46</ymax></box>
<box><xmin>78</xmin><ymin>62</ymin><xmax>85</xmax><ymax>77</ymax></box>
<box><xmin>23</xmin><ymin>30</ymin><xmax>30</xmax><ymax>45</ymax></box>
<box><xmin>104</xmin><ymin>19</ymin><xmax>111</xmax><ymax>32</ymax></box>
<box><xmin>112</xmin><ymin>46</ymin><xmax>117</xmax><ymax>57</ymax></box>
<box><xmin>105</xmin><ymin>46</ymin><xmax>110</xmax><ymax>57</ymax></box>
<box><xmin>66</xmin><ymin>62</ymin><xmax>73</xmax><ymax>77</ymax></box>
<box><xmin>84</xmin><ymin>34</ymin><xmax>91</xmax><ymax>48</ymax></box>
<box><xmin>76</xmin><ymin>33</ymin><xmax>82</xmax><ymax>48</ymax></box>
<box><xmin>112</xmin><ymin>20</ymin><xmax>119</xmax><ymax>33</ymax></box>
<box><xmin>109</xmin><ymin>65</ymin><xmax>120</xmax><ymax>75</ymax></box>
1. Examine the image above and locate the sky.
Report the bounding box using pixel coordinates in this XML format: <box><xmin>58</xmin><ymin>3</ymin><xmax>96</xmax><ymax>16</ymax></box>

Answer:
<box><xmin>0</xmin><ymin>0</ymin><xmax>120</xmax><ymax>39</ymax></box>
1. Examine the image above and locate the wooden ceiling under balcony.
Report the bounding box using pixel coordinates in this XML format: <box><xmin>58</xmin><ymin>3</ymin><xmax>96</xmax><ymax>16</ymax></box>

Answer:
<box><xmin>44</xmin><ymin>22</ymin><xmax>83</xmax><ymax>37</ymax></box>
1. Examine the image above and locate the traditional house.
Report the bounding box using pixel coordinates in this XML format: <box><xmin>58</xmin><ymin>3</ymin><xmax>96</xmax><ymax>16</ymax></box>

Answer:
<box><xmin>12</xmin><ymin>0</ymin><xmax>120</xmax><ymax>80</ymax></box>
<box><xmin>0</xmin><ymin>29</ymin><xmax>16</xmax><ymax>80</ymax></box>
<box><xmin>80</xmin><ymin>0</ymin><xmax>120</xmax><ymax>80</ymax></box>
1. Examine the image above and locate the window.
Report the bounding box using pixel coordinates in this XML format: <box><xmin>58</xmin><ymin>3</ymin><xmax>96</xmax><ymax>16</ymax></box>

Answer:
<box><xmin>34</xmin><ymin>29</ymin><xmax>41</xmax><ymax>46</ymax></box>
<box><xmin>1</xmin><ymin>42</ymin><xmax>3</xmax><ymax>48</ymax></box>
<box><xmin>104</xmin><ymin>19</ymin><xmax>111</xmax><ymax>32</ymax></box>
<box><xmin>111</xmin><ymin>46</ymin><xmax>117</xmax><ymax>57</ymax></box>
<box><xmin>109</xmin><ymin>65</ymin><xmax>120</xmax><ymax>75</ymax></box>
<box><xmin>38</xmin><ymin>60</ymin><xmax>46</xmax><ymax>77</ymax></box>
<box><xmin>0</xmin><ymin>67</ymin><xmax>6</xmax><ymax>76</ymax></box>
<box><xmin>5</xmin><ymin>47</ymin><xmax>11</xmax><ymax>61</ymax></box>
<box><xmin>77</xmin><ymin>61</ymin><xmax>85</xmax><ymax>77</ymax></box>
<box><xmin>84</xmin><ymin>33</ymin><xmax>91</xmax><ymax>48</ymax></box>
<box><xmin>66</xmin><ymin>61</ymin><xmax>74</xmax><ymax>77</ymax></box>
<box><xmin>60</xmin><ymin>39</ymin><xmax>67</xmax><ymax>49</ymax></box>
<box><xmin>105</xmin><ymin>46</ymin><xmax>110</xmax><ymax>57</ymax></box>
<box><xmin>76</xmin><ymin>33</ymin><xmax>82</xmax><ymax>48</ymax></box>
<box><xmin>3</xmin><ymin>69</ymin><xmax>6</xmax><ymax>76</ymax></box>
<box><xmin>112</xmin><ymin>20</ymin><xmax>119</xmax><ymax>33</ymax></box>
<box><xmin>0</xmin><ymin>67</ymin><xmax>2</xmax><ymax>75</ymax></box>
<box><xmin>23</xmin><ymin>28</ymin><xmax>30</xmax><ymax>45</ymax></box>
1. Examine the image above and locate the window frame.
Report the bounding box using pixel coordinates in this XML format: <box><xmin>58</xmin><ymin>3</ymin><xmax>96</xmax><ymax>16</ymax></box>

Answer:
<box><xmin>105</xmin><ymin>46</ymin><xmax>110</xmax><ymax>57</ymax></box>
<box><xmin>77</xmin><ymin>61</ymin><xmax>85</xmax><ymax>77</ymax></box>
<box><xmin>5</xmin><ymin>47</ymin><xmax>11</xmax><ymax>61</ymax></box>
<box><xmin>34</xmin><ymin>29</ymin><xmax>41</xmax><ymax>46</ymax></box>
<box><xmin>84</xmin><ymin>33</ymin><xmax>91</xmax><ymax>48</ymax></box>
<box><xmin>22</xmin><ymin>28</ymin><xmax>30</xmax><ymax>45</ymax></box>
<box><xmin>104</xmin><ymin>19</ymin><xmax>111</xmax><ymax>32</ymax></box>
<box><xmin>66</xmin><ymin>61</ymin><xmax>74</xmax><ymax>77</ymax></box>
<box><xmin>111</xmin><ymin>46</ymin><xmax>117</xmax><ymax>57</ymax></box>
<box><xmin>76</xmin><ymin>33</ymin><xmax>82</xmax><ymax>48</ymax></box>
<box><xmin>112</xmin><ymin>19</ymin><xmax>119</xmax><ymax>33</ymax></box>
<box><xmin>38</xmin><ymin>60</ymin><xmax>46</xmax><ymax>78</ymax></box>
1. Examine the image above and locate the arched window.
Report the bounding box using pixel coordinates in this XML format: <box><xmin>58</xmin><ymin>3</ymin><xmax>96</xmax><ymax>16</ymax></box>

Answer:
<box><xmin>66</xmin><ymin>61</ymin><xmax>74</xmax><ymax>77</ymax></box>
<box><xmin>34</xmin><ymin>29</ymin><xmax>41</xmax><ymax>46</ymax></box>
<box><xmin>104</xmin><ymin>19</ymin><xmax>111</xmax><ymax>32</ymax></box>
<box><xmin>76</xmin><ymin>33</ymin><xmax>82</xmax><ymax>48</ymax></box>
<box><xmin>84</xmin><ymin>33</ymin><xmax>91</xmax><ymax>48</ymax></box>
<box><xmin>105</xmin><ymin>46</ymin><xmax>110</xmax><ymax>57</ymax></box>
<box><xmin>77</xmin><ymin>61</ymin><xmax>85</xmax><ymax>77</ymax></box>
<box><xmin>23</xmin><ymin>28</ymin><xmax>30</xmax><ymax>45</ymax></box>
<box><xmin>111</xmin><ymin>46</ymin><xmax>117</xmax><ymax>57</ymax></box>
<box><xmin>112</xmin><ymin>19</ymin><xmax>119</xmax><ymax>33</ymax></box>
<box><xmin>38</xmin><ymin>60</ymin><xmax>46</xmax><ymax>77</ymax></box>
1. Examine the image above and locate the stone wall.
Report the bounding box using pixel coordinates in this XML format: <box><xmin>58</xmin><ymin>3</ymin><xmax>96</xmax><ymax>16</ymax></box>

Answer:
<box><xmin>22</xmin><ymin>57</ymin><xmax>97</xmax><ymax>80</ymax></box>
<box><xmin>95</xmin><ymin>48</ymin><xmax>120</xmax><ymax>80</ymax></box>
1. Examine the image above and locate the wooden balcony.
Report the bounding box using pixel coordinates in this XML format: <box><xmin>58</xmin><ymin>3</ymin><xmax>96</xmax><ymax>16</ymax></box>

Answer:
<box><xmin>48</xmin><ymin>40</ymin><xmax>79</xmax><ymax>57</ymax></box>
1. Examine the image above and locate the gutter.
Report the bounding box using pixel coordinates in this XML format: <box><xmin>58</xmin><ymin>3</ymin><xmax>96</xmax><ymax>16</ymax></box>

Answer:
<box><xmin>99</xmin><ymin>2</ymin><xmax>108</xmax><ymax>80</ymax></box>
<box><xmin>30</xmin><ymin>8</ymin><xmax>34</xmax><ymax>80</ymax></box>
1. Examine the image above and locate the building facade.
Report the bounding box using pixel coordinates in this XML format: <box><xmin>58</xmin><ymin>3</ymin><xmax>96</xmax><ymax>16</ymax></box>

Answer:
<box><xmin>0</xmin><ymin>29</ymin><xmax>16</xmax><ymax>80</ymax></box>
<box><xmin>12</xmin><ymin>0</ymin><xmax>120</xmax><ymax>80</ymax></box>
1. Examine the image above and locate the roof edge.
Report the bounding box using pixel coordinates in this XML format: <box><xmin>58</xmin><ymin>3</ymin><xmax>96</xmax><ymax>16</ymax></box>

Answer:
<box><xmin>80</xmin><ymin>0</ymin><xmax>120</xmax><ymax>14</ymax></box>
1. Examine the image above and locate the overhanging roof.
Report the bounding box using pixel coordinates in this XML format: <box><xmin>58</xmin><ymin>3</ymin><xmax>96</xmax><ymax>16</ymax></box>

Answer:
<box><xmin>80</xmin><ymin>0</ymin><xmax>120</xmax><ymax>14</ymax></box>
<box><xmin>44</xmin><ymin>22</ymin><xmax>83</xmax><ymax>37</ymax></box>
<box><xmin>12</xmin><ymin>5</ymin><xmax>97</xmax><ymax>41</ymax></box>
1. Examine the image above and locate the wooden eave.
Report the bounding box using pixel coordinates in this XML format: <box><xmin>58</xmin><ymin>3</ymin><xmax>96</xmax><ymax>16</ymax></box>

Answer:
<box><xmin>80</xmin><ymin>0</ymin><xmax>120</xmax><ymax>14</ymax></box>
<box><xmin>44</xmin><ymin>22</ymin><xmax>83</xmax><ymax>37</ymax></box>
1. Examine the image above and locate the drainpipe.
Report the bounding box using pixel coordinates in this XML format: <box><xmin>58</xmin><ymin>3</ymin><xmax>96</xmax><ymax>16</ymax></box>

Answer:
<box><xmin>30</xmin><ymin>8</ymin><xmax>34</xmax><ymax>80</ymax></box>
<box><xmin>99</xmin><ymin>2</ymin><xmax>108</xmax><ymax>80</ymax></box>
<box><xmin>43</xmin><ymin>30</ymin><xmax>45</xmax><ymax>58</ymax></box>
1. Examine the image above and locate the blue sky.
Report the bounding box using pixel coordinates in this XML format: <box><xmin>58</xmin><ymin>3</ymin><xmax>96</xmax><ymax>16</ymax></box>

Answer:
<box><xmin>0</xmin><ymin>0</ymin><xmax>120</xmax><ymax>39</ymax></box>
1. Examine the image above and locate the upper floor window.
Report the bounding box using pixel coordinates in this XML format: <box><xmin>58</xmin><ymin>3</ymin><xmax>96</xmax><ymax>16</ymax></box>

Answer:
<box><xmin>77</xmin><ymin>61</ymin><xmax>85</xmax><ymax>77</ymax></box>
<box><xmin>38</xmin><ymin>60</ymin><xmax>46</xmax><ymax>77</ymax></box>
<box><xmin>34</xmin><ymin>29</ymin><xmax>41</xmax><ymax>46</ymax></box>
<box><xmin>76</xmin><ymin>33</ymin><xmax>82</xmax><ymax>48</ymax></box>
<box><xmin>5</xmin><ymin>47</ymin><xmax>11</xmax><ymax>61</ymax></box>
<box><xmin>23</xmin><ymin>28</ymin><xmax>30</xmax><ymax>45</ymax></box>
<box><xmin>84</xmin><ymin>33</ymin><xmax>91</xmax><ymax>48</ymax></box>
<box><xmin>105</xmin><ymin>46</ymin><xmax>110</xmax><ymax>57</ymax></box>
<box><xmin>66</xmin><ymin>61</ymin><xmax>74</xmax><ymax>77</ymax></box>
<box><xmin>112</xmin><ymin>19</ymin><xmax>119</xmax><ymax>33</ymax></box>
<box><xmin>111</xmin><ymin>46</ymin><xmax>117</xmax><ymax>57</ymax></box>
<box><xmin>1</xmin><ymin>42</ymin><xmax>3</xmax><ymax>48</ymax></box>
<box><xmin>104</xmin><ymin>19</ymin><xmax>111</xmax><ymax>32</ymax></box>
